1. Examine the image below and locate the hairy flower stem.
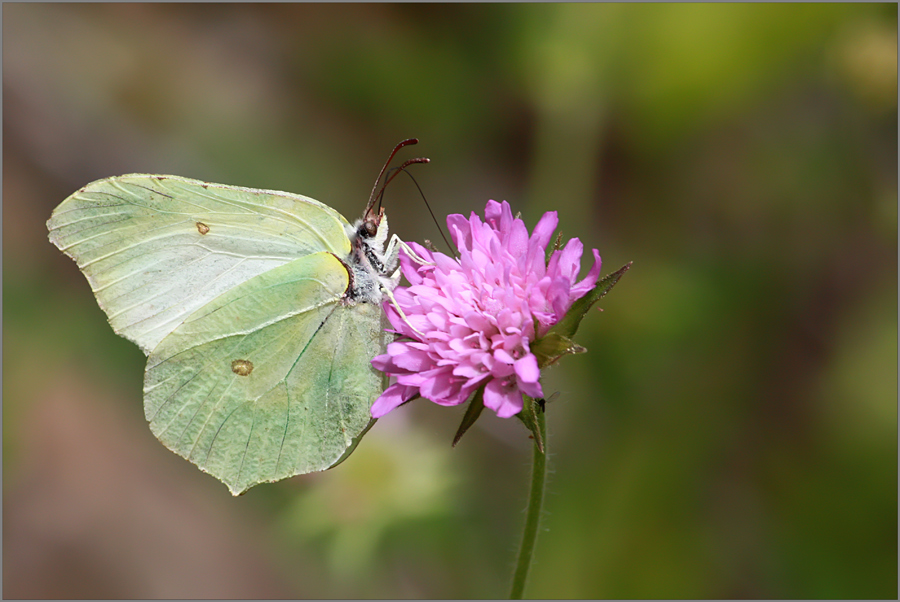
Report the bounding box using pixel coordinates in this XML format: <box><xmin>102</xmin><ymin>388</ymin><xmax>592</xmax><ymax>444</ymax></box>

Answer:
<box><xmin>509</xmin><ymin>408</ymin><xmax>547</xmax><ymax>599</ymax></box>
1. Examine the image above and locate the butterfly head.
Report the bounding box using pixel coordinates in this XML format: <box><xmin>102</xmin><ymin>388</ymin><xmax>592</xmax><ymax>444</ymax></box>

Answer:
<box><xmin>348</xmin><ymin>207</ymin><xmax>389</xmax><ymax>256</ymax></box>
<box><xmin>360</xmin><ymin>204</ymin><xmax>384</xmax><ymax>240</ymax></box>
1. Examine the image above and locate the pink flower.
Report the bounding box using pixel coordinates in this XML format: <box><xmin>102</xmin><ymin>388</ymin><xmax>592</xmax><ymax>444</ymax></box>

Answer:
<box><xmin>371</xmin><ymin>200</ymin><xmax>601</xmax><ymax>419</ymax></box>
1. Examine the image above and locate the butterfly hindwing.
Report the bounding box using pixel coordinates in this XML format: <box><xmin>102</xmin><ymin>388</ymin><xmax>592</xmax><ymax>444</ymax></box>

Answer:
<box><xmin>143</xmin><ymin>252</ymin><xmax>389</xmax><ymax>495</ymax></box>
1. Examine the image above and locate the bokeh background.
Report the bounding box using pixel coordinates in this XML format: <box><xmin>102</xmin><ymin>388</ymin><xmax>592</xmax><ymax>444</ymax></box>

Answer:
<box><xmin>4</xmin><ymin>3</ymin><xmax>897</xmax><ymax>599</ymax></box>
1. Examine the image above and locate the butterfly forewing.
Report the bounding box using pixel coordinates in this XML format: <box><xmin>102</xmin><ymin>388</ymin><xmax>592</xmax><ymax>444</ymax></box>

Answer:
<box><xmin>47</xmin><ymin>174</ymin><xmax>351</xmax><ymax>354</ymax></box>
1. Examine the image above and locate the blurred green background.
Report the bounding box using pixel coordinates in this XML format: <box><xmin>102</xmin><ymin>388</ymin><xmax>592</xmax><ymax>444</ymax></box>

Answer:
<box><xmin>4</xmin><ymin>3</ymin><xmax>896</xmax><ymax>599</ymax></box>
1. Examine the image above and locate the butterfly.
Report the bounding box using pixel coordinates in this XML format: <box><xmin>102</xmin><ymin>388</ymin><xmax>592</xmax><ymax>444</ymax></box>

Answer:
<box><xmin>47</xmin><ymin>139</ymin><xmax>426</xmax><ymax>494</ymax></box>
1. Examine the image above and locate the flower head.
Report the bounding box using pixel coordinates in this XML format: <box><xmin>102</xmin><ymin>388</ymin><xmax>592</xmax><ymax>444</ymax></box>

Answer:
<box><xmin>371</xmin><ymin>200</ymin><xmax>601</xmax><ymax>419</ymax></box>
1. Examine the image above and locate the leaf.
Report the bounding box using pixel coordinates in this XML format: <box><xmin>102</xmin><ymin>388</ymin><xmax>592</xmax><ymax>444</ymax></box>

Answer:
<box><xmin>452</xmin><ymin>388</ymin><xmax>486</xmax><ymax>447</ymax></box>
<box><xmin>552</xmin><ymin>261</ymin><xmax>632</xmax><ymax>339</ymax></box>
<box><xmin>531</xmin><ymin>332</ymin><xmax>587</xmax><ymax>369</ymax></box>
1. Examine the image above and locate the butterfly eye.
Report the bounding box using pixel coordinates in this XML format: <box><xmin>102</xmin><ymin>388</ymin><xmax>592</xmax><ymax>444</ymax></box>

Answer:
<box><xmin>364</xmin><ymin>221</ymin><xmax>378</xmax><ymax>238</ymax></box>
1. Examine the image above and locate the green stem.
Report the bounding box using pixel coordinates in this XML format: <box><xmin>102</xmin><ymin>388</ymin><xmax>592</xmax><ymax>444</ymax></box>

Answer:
<box><xmin>509</xmin><ymin>407</ymin><xmax>547</xmax><ymax>599</ymax></box>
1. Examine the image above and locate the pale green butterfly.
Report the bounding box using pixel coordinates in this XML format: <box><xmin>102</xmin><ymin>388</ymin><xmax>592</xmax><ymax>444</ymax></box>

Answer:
<box><xmin>47</xmin><ymin>139</ymin><xmax>426</xmax><ymax>495</ymax></box>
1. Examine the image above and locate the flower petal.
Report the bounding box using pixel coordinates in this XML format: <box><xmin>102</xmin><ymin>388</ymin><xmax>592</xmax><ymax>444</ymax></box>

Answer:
<box><xmin>371</xmin><ymin>383</ymin><xmax>418</xmax><ymax>418</ymax></box>
<box><xmin>570</xmin><ymin>248</ymin><xmax>602</xmax><ymax>300</ymax></box>
<box><xmin>446</xmin><ymin>214</ymin><xmax>471</xmax><ymax>250</ymax></box>
<box><xmin>483</xmin><ymin>379</ymin><xmax>524</xmax><ymax>418</ymax></box>
<box><xmin>514</xmin><ymin>353</ymin><xmax>540</xmax><ymax>383</ymax></box>
<box><xmin>517</xmin><ymin>377</ymin><xmax>543</xmax><ymax>399</ymax></box>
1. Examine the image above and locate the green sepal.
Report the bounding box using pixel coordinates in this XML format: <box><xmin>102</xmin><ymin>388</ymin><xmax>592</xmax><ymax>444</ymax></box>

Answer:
<box><xmin>531</xmin><ymin>331</ymin><xmax>587</xmax><ymax>369</ymax></box>
<box><xmin>452</xmin><ymin>387</ymin><xmax>486</xmax><ymax>447</ymax></box>
<box><xmin>515</xmin><ymin>396</ymin><xmax>544</xmax><ymax>453</ymax></box>
<box><xmin>552</xmin><ymin>261</ymin><xmax>632</xmax><ymax>339</ymax></box>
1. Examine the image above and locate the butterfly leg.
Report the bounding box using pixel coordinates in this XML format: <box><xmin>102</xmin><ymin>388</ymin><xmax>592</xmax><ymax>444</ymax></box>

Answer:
<box><xmin>395</xmin><ymin>238</ymin><xmax>434</xmax><ymax>267</ymax></box>
<box><xmin>378</xmin><ymin>234</ymin><xmax>431</xmax><ymax>339</ymax></box>
<box><xmin>378</xmin><ymin>234</ymin><xmax>401</xmax><ymax>292</ymax></box>
<box><xmin>382</xmin><ymin>234</ymin><xmax>433</xmax><ymax>289</ymax></box>
<box><xmin>381</xmin><ymin>285</ymin><xmax>427</xmax><ymax>340</ymax></box>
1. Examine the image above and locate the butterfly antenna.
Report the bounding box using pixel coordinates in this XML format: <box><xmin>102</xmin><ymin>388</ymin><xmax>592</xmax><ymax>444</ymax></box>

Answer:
<box><xmin>394</xmin><ymin>167</ymin><xmax>455</xmax><ymax>257</ymax></box>
<box><xmin>375</xmin><ymin>157</ymin><xmax>431</xmax><ymax>208</ymax></box>
<box><xmin>365</xmin><ymin>138</ymin><xmax>419</xmax><ymax>218</ymax></box>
